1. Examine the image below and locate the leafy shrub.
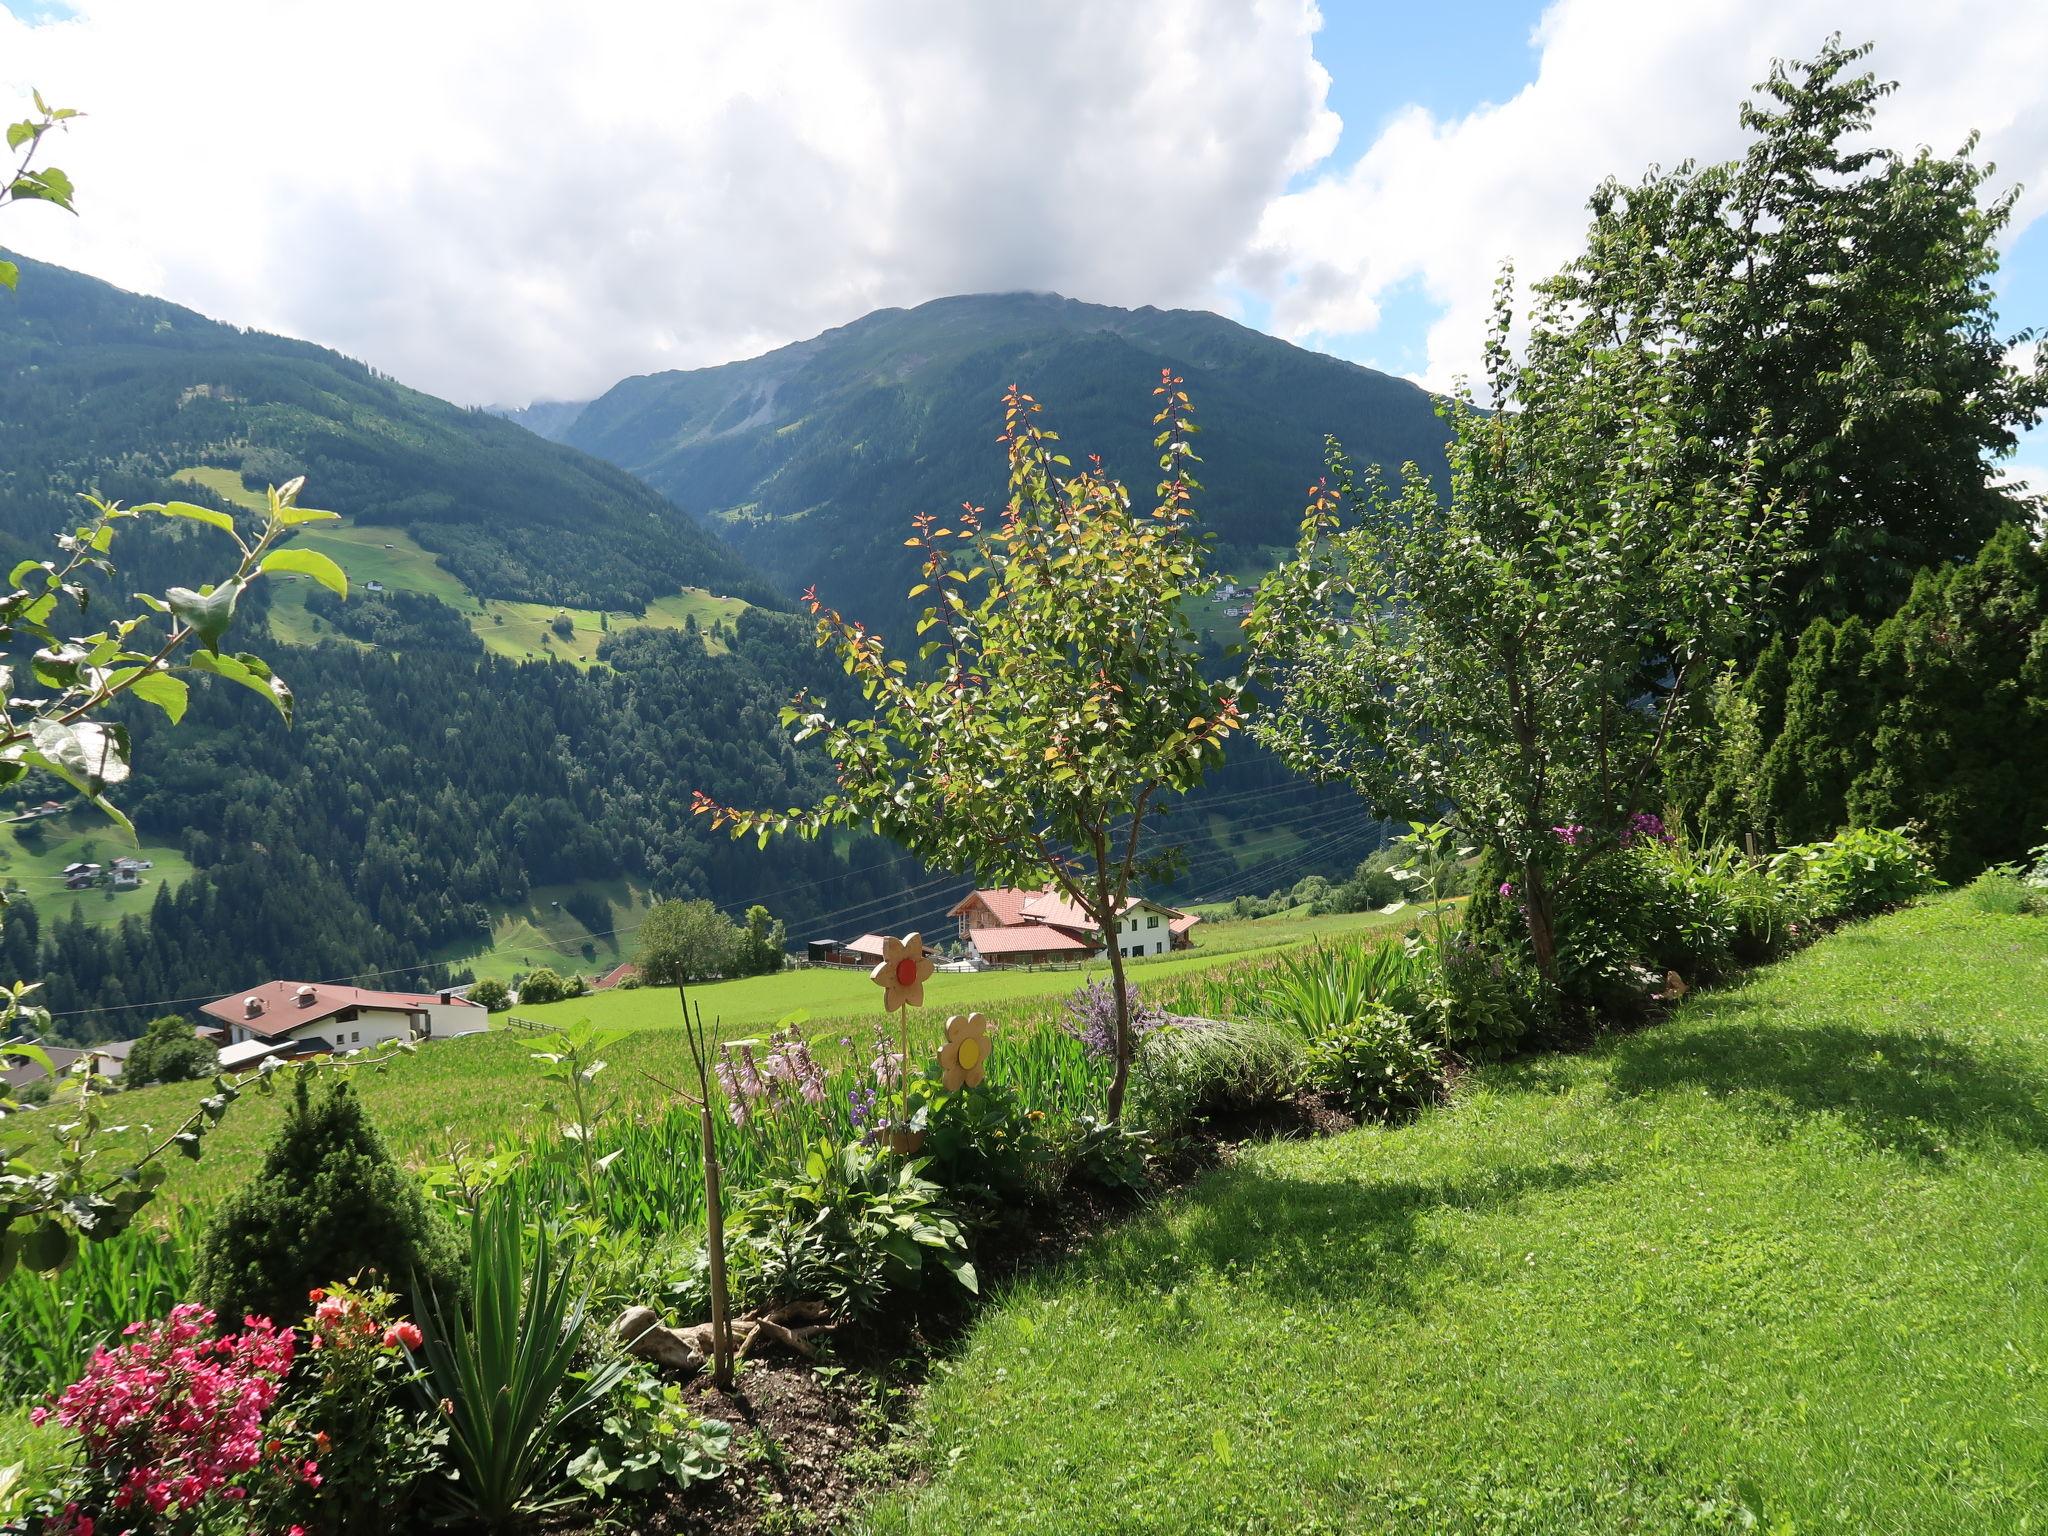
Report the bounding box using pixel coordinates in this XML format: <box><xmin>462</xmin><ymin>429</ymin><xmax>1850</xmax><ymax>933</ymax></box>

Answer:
<box><xmin>1772</xmin><ymin>826</ymin><xmax>1940</xmax><ymax>921</ymax></box>
<box><xmin>1430</xmin><ymin>931</ymin><xmax>1548</xmax><ymax>1051</ymax></box>
<box><xmin>517</xmin><ymin>966</ymin><xmax>570</xmax><ymax>1004</ymax></box>
<box><xmin>912</xmin><ymin>1078</ymin><xmax>1051</xmax><ymax>1209</ymax></box>
<box><xmin>467</xmin><ymin>977</ymin><xmax>511</xmax><ymax>1012</ymax></box>
<box><xmin>196</xmin><ymin>1079</ymin><xmax>464</xmax><ymax>1328</ymax></box>
<box><xmin>728</xmin><ymin>1139</ymin><xmax>977</xmax><ymax>1317</ymax></box>
<box><xmin>412</xmin><ymin>1190</ymin><xmax>627</xmax><ymax>1525</ymax></box>
<box><xmin>120</xmin><ymin>1014</ymin><xmax>218</xmax><ymax>1087</ymax></box>
<box><xmin>565</xmin><ymin>1360</ymin><xmax>730</xmax><ymax>1499</ymax></box>
<box><xmin>1303</xmin><ymin>1003</ymin><xmax>1444</xmax><ymax>1119</ymax></box>
<box><xmin>30</xmin><ymin>1304</ymin><xmax>311</xmax><ymax>1532</ymax></box>
<box><xmin>1056</xmin><ymin>1114</ymin><xmax>1152</xmax><ymax>1192</ymax></box>
<box><xmin>1126</xmin><ymin>1015</ymin><xmax>1305</xmax><ymax>1135</ymax></box>
<box><xmin>1624</xmin><ymin>840</ymin><xmax>1798</xmax><ymax>976</ymax></box>
<box><xmin>255</xmin><ymin>1280</ymin><xmax>445</xmax><ymax>1536</ymax></box>
<box><xmin>1963</xmin><ymin>866</ymin><xmax>2044</xmax><ymax>916</ymax></box>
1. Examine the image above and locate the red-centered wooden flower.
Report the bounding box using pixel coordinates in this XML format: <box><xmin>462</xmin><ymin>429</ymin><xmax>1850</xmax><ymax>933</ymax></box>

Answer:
<box><xmin>870</xmin><ymin>932</ymin><xmax>935</xmax><ymax>1012</ymax></box>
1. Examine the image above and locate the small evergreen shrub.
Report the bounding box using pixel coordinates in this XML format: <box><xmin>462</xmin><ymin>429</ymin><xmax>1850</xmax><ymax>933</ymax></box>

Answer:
<box><xmin>196</xmin><ymin>1079</ymin><xmax>463</xmax><ymax>1326</ymax></box>
<box><xmin>1303</xmin><ymin>1003</ymin><xmax>1443</xmax><ymax>1120</ymax></box>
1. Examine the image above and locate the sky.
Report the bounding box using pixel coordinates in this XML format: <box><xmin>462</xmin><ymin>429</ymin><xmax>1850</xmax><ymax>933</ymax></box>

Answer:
<box><xmin>1</xmin><ymin>0</ymin><xmax>2044</xmax><ymax>478</ymax></box>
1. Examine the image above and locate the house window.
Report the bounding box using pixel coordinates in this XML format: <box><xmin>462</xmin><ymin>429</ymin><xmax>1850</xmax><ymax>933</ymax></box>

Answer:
<box><xmin>1148</xmin><ymin>915</ymin><xmax>1159</xmax><ymax>929</ymax></box>
<box><xmin>351</xmin><ymin>1031</ymin><xmax>360</xmax><ymax>1044</ymax></box>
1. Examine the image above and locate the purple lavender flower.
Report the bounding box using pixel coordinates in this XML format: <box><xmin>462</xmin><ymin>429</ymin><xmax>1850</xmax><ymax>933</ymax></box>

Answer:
<box><xmin>1498</xmin><ymin>881</ymin><xmax>1515</xmax><ymax>898</ymax></box>
<box><xmin>1060</xmin><ymin>979</ymin><xmax>1168</xmax><ymax>1060</ymax></box>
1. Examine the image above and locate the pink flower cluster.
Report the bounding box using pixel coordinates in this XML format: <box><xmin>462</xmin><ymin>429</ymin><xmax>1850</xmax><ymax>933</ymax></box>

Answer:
<box><xmin>1623</xmin><ymin>811</ymin><xmax>1673</xmax><ymax>847</ymax></box>
<box><xmin>715</xmin><ymin>1026</ymin><xmax>828</xmax><ymax>1126</ymax></box>
<box><xmin>305</xmin><ymin>1286</ymin><xmax>422</xmax><ymax>1354</ymax></box>
<box><xmin>33</xmin><ymin>1304</ymin><xmax>312</xmax><ymax>1524</ymax></box>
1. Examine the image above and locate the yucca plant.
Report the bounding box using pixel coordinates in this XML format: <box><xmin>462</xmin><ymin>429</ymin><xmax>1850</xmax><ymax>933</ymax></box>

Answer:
<box><xmin>413</xmin><ymin>1189</ymin><xmax>628</xmax><ymax>1523</ymax></box>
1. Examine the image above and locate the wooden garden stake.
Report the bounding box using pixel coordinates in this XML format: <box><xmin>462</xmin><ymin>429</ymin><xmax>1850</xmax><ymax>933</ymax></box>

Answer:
<box><xmin>871</xmin><ymin>932</ymin><xmax>935</xmax><ymax>1155</ymax></box>
<box><xmin>676</xmin><ymin>983</ymin><xmax>735</xmax><ymax>1390</ymax></box>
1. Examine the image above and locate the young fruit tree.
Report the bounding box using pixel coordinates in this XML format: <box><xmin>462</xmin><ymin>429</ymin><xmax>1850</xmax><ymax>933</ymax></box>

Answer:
<box><xmin>1248</xmin><ymin>276</ymin><xmax>1798</xmax><ymax>999</ymax></box>
<box><xmin>696</xmin><ymin>375</ymin><xmax>1242</xmax><ymax>1120</ymax></box>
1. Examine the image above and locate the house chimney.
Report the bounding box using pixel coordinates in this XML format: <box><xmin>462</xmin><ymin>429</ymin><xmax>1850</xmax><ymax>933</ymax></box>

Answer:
<box><xmin>296</xmin><ymin>985</ymin><xmax>317</xmax><ymax>1007</ymax></box>
<box><xmin>243</xmin><ymin>996</ymin><xmax>263</xmax><ymax>1017</ymax></box>
<box><xmin>438</xmin><ymin>990</ymin><xmax>453</xmax><ymax>1005</ymax></box>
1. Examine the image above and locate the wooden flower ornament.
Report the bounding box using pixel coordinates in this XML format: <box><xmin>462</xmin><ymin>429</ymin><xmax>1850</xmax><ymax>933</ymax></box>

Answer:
<box><xmin>870</xmin><ymin>932</ymin><xmax>936</xmax><ymax>1012</ymax></box>
<box><xmin>939</xmin><ymin>1012</ymin><xmax>991</xmax><ymax>1091</ymax></box>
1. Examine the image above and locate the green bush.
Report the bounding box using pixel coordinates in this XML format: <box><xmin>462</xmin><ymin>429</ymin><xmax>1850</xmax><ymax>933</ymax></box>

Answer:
<box><xmin>517</xmin><ymin>966</ymin><xmax>569</xmax><ymax>1004</ymax></box>
<box><xmin>1302</xmin><ymin>1003</ymin><xmax>1443</xmax><ymax>1120</ymax></box>
<box><xmin>1963</xmin><ymin>867</ymin><xmax>2044</xmax><ymax>916</ymax></box>
<box><xmin>1127</xmin><ymin>1015</ymin><xmax>1305</xmax><ymax>1135</ymax></box>
<box><xmin>1253</xmin><ymin>941</ymin><xmax>1432</xmax><ymax>1041</ymax></box>
<box><xmin>912</xmin><ymin>1078</ymin><xmax>1051</xmax><ymax>1209</ymax></box>
<box><xmin>728</xmin><ymin>1139</ymin><xmax>977</xmax><ymax>1318</ymax></box>
<box><xmin>120</xmin><ymin>1013</ymin><xmax>218</xmax><ymax>1087</ymax></box>
<box><xmin>1430</xmin><ymin>930</ymin><xmax>1549</xmax><ymax>1050</ymax></box>
<box><xmin>1772</xmin><ymin>826</ymin><xmax>1940</xmax><ymax>922</ymax></box>
<box><xmin>196</xmin><ymin>1079</ymin><xmax>464</xmax><ymax>1326</ymax></box>
<box><xmin>467</xmin><ymin>977</ymin><xmax>511</xmax><ymax>1012</ymax></box>
<box><xmin>565</xmin><ymin>1360</ymin><xmax>730</xmax><ymax>1499</ymax></box>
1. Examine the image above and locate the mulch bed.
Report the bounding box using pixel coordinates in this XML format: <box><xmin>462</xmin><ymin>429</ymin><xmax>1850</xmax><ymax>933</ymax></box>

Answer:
<box><xmin>551</xmin><ymin>1092</ymin><xmax>1360</xmax><ymax>1534</ymax></box>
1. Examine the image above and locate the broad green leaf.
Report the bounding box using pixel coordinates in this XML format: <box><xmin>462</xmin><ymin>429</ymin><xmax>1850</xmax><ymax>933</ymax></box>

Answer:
<box><xmin>185</xmin><ymin>648</ymin><xmax>293</xmax><ymax>724</ymax></box>
<box><xmin>165</xmin><ymin>580</ymin><xmax>241</xmax><ymax>651</ymax></box>
<box><xmin>126</xmin><ymin>669</ymin><xmax>189</xmax><ymax>724</ymax></box>
<box><xmin>260</xmin><ymin>546</ymin><xmax>348</xmax><ymax>597</ymax></box>
<box><xmin>275</xmin><ymin>505</ymin><xmax>340</xmax><ymax>525</ymax></box>
<box><xmin>29</xmin><ymin>718</ymin><xmax>130</xmax><ymax>789</ymax></box>
<box><xmin>156</xmin><ymin>500</ymin><xmax>237</xmax><ymax>534</ymax></box>
<box><xmin>0</xmin><ymin>260</ymin><xmax>15</xmax><ymax>292</ymax></box>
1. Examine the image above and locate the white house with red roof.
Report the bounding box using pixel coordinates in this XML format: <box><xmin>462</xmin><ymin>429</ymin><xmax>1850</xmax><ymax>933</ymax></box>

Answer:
<box><xmin>197</xmin><ymin>981</ymin><xmax>484</xmax><ymax>1057</ymax></box>
<box><xmin>947</xmin><ymin>886</ymin><xmax>1198</xmax><ymax>967</ymax></box>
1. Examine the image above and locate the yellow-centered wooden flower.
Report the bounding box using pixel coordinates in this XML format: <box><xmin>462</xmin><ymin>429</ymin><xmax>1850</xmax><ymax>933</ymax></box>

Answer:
<box><xmin>870</xmin><ymin>932</ymin><xmax>935</xmax><ymax>1011</ymax></box>
<box><xmin>939</xmin><ymin>1012</ymin><xmax>992</xmax><ymax>1091</ymax></box>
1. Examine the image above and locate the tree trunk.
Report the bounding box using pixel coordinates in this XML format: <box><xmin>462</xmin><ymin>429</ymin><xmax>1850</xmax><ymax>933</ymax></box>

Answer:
<box><xmin>1093</xmin><ymin>846</ymin><xmax>1134</xmax><ymax>1123</ymax></box>
<box><xmin>1521</xmin><ymin>859</ymin><xmax>1559</xmax><ymax>991</ymax></box>
<box><xmin>698</xmin><ymin>1103</ymin><xmax>734</xmax><ymax>1391</ymax></box>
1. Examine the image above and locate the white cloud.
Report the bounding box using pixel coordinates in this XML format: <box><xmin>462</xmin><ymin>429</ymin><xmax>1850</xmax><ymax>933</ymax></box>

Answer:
<box><xmin>1242</xmin><ymin>0</ymin><xmax>2048</xmax><ymax>390</ymax></box>
<box><xmin>0</xmin><ymin>0</ymin><xmax>1337</xmax><ymax>404</ymax></box>
<box><xmin>3</xmin><ymin>1</ymin><xmax>2042</xmax><ymax>409</ymax></box>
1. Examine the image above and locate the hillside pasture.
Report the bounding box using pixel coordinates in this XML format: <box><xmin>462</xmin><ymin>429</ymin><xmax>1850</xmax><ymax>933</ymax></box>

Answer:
<box><xmin>0</xmin><ymin>812</ymin><xmax>192</xmax><ymax>933</ymax></box>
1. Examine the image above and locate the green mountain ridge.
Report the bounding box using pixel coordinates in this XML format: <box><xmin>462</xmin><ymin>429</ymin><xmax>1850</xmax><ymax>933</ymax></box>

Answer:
<box><xmin>0</xmin><ymin>252</ymin><xmax>779</xmax><ymax>612</ymax></box>
<box><xmin>511</xmin><ymin>290</ymin><xmax>1454</xmax><ymax>616</ymax></box>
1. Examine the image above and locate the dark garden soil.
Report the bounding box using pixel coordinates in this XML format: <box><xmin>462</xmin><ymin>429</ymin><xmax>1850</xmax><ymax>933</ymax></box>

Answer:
<box><xmin>549</xmin><ymin>1094</ymin><xmax>1361</xmax><ymax>1535</ymax></box>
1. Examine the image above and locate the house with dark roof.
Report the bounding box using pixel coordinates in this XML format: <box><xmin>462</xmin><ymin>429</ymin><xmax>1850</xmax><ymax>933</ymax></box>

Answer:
<box><xmin>947</xmin><ymin>886</ymin><xmax>1198</xmax><ymax>968</ymax></box>
<box><xmin>197</xmin><ymin>981</ymin><xmax>485</xmax><ymax>1057</ymax></box>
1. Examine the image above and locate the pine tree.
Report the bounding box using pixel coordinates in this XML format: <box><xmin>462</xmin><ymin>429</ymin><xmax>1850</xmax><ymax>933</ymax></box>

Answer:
<box><xmin>197</xmin><ymin>1078</ymin><xmax>462</xmax><ymax>1325</ymax></box>
<box><xmin>1760</xmin><ymin>617</ymin><xmax>1879</xmax><ymax>842</ymax></box>
<box><xmin>1848</xmin><ymin>526</ymin><xmax>2048</xmax><ymax>878</ymax></box>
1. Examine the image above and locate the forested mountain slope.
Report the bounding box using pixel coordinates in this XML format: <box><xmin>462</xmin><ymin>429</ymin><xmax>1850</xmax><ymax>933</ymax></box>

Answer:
<box><xmin>524</xmin><ymin>291</ymin><xmax>1453</xmax><ymax>616</ymax></box>
<box><xmin>0</xmin><ymin>253</ymin><xmax>774</xmax><ymax>610</ymax></box>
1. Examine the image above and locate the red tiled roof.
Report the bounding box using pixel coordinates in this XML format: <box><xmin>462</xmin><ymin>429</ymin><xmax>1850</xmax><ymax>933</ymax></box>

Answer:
<box><xmin>594</xmin><ymin>961</ymin><xmax>638</xmax><ymax>991</ymax></box>
<box><xmin>199</xmin><ymin>981</ymin><xmax>480</xmax><ymax>1040</ymax></box>
<box><xmin>968</xmin><ymin>925</ymin><xmax>1094</xmax><ymax>955</ymax></box>
<box><xmin>844</xmin><ymin>933</ymin><xmax>892</xmax><ymax>960</ymax></box>
<box><xmin>1168</xmin><ymin>912</ymin><xmax>1202</xmax><ymax>934</ymax></box>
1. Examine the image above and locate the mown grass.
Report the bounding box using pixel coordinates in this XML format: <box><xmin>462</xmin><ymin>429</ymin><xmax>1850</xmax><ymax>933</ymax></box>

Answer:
<box><xmin>513</xmin><ymin>905</ymin><xmax>1431</xmax><ymax>1034</ymax></box>
<box><xmin>867</xmin><ymin>898</ymin><xmax>2048</xmax><ymax>1535</ymax></box>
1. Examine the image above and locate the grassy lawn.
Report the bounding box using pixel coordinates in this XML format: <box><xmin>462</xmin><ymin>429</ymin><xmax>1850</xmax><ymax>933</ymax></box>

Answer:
<box><xmin>0</xmin><ymin>812</ymin><xmax>191</xmax><ymax>932</ymax></box>
<box><xmin>869</xmin><ymin>898</ymin><xmax>2048</xmax><ymax>1535</ymax></box>
<box><xmin>426</xmin><ymin>876</ymin><xmax>664</xmax><ymax>983</ymax></box>
<box><xmin>513</xmin><ymin>905</ymin><xmax>1429</xmax><ymax>1035</ymax></box>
